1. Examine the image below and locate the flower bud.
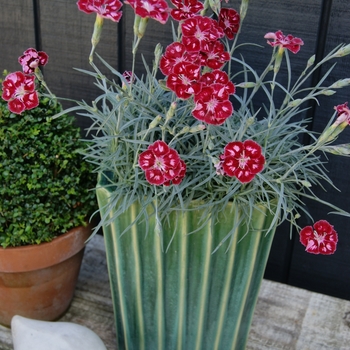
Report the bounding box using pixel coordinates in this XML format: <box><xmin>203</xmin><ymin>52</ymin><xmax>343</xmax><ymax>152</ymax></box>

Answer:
<box><xmin>165</xmin><ymin>102</ymin><xmax>177</xmax><ymax>121</ymax></box>
<box><xmin>329</xmin><ymin>78</ymin><xmax>350</xmax><ymax>89</ymax></box>
<box><xmin>89</xmin><ymin>14</ymin><xmax>104</xmax><ymax>62</ymax></box>
<box><xmin>306</xmin><ymin>55</ymin><xmax>315</xmax><ymax>69</ymax></box>
<box><xmin>247</xmin><ymin>117</ymin><xmax>255</xmax><ymax>125</ymax></box>
<box><xmin>209</xmin><ymin>0</ymin><xmax>221</xmax><ymax>15</ymax></box>
<box><xmin>318</xmin><ymin>120</ymin><xmax>348</xmax><ymax>144</ymax></box>
<box><xmin>333</xmin><ymin>44</ymin><xmax>350</xmax><ymax>57</ymax></box>
<box><xmin>149</xmin><ymin>115</ymin><xmax>162</xmax><ymax>129</ymax></box>
<box><xmin>273</xmin><ymin>50</ymin><xmax>283</xmax><ymax>75</ymax></box>
<box><xmin>137</xmin><ymin>17</ymin><xmax>149</xmax><ymax>38</ymax></box>
<box><xmin>287</xmin><ymin>99</ymin><xmax>303</xmax><ymax>108</ymax></box>
<box><xmin>321</xmin><ymin>89</ymin><xmax>336</xmax><ymax>96</ymax></box>
<box><xmin>322</xmin><ymin>144</ymin><xmax>350</xmax><ymax>156</ymax></box>
<box><xmin>154</xmin><ymin>43</ymin><xmax>163</xmax><ymax>68</ymax></box>
<box><xmin>133</xmin><ymin>15</ymin><xmax>141</xmax><ymax>37</ymax></box>
<box><xmin>240</xmin><ymin>0</ymin><xmax>249</xmax><ymax>21</ymax></box>
<box><xmin>208</xmin><ymin>139</ymin><xmax>215</xmax><ymax>150</ymax></box>
<box><xmin>189</xmin><ymin>124</ymin><xmax>206</xmax><ymax>133</ymax></box>
<box><xmin>236</xmin><ymin>82</ymin><xmax>256</xmax><ymax>88</ymax></box>
<box><xmin>301</xmin><ymin>180</ymin><xmax>312</xmax><ymax>188</ymax></box>
<box><xmin>179</xmin><ymin>126</ymin><xmax>190</xmax><ymax>134</ymax></box>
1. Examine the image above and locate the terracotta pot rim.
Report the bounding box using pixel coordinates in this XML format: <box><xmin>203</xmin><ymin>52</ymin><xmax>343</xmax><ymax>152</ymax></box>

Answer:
<box><xmin>0</xmin><ymin>224</ymin><xmax>92</xmax><ymax>273</ymax></box>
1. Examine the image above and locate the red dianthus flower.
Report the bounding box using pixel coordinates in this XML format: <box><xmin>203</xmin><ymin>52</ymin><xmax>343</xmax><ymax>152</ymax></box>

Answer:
<box><xmin>160</xmin><ymin>42</ymin><xmax>199</xmax><ymax>76</ymax></box>
<box><xmin>219</xmin><ymin>140</ymin><xmax>265</xmax><ymax>183</ymax></box>
<box><xmin>334</xmin><ymin>102</ymin><xmax>350</xmax><ymax>125</ymax></box>
<box><xmin>299</xmin><ymin>220</ymin><xmax>338</xmax><ymax>255</ymax></box>
<box><xmin>166</xmin><ymin>62</ymin><xmax>202</xmax><ymax>99</ymax></box>
<box><xmin>218</xmin><ymin>7</ymin><xmax>240</xmax><ymax>40</ymax></box>
<box><xmin>77</xmin><ymin>0</ymin><xmax>123</xmax><ymax>22</ymax></box>
<box><xmin>170</xmin><ymin>0</ymin><xmax>204</xmax><ymax>21</ymax></box>
<box><xmin>1</xmin><ymin>71</ymin><xmax>39</xmax><ymax>114</ymax></box>
<box><xmin>181</xmin><ymin>15</ymin><xmax>224</xmax><ymax>52</ymax></box>
<box><xmin>264</xmin><ymin>30</ymin><xmax>304</xmax><ymax>54</ymax></box>
<box><xmin>126</xmin><ymin>0</ymin><xmax>169</xmax><ymax>24</ymax></box>
<box><xmin>18</xmin><ymin>48</ymin><xmax>49</xmax><ymax>74</ymax></box>
<box><xmin>198</xmin><ymin>40</ymin><xmax>230</xmax><ymax>69</ymax></box>
<box><xmin>138</xmin><ymin>140</ymin><xmax>186</xmax><ymax>185</ymax></box>
<box><xmin>192</xmin><ymin>70</ymin><xmax>235</xmax><ymax>125</ymax></box>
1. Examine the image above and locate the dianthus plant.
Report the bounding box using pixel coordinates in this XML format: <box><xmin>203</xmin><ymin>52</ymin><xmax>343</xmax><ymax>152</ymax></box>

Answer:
<box><xmin>5</xmin><ymin>0</ymin><xmax>350</xmax><ymax>254</ymax></box>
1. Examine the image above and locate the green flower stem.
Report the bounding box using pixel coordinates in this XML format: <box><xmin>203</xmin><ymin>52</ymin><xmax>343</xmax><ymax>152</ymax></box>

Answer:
<box><xmin>237</xmin><ymin>55</ymin><xmax>275</xmax><ymax>111</ymax></box>
<box><xmin>200</xmin><ymin>0</ymin><xmax>210</xmax><ymax>16</ymax></box>
<box><xmin>128</xmin><ymin>15</ymin><xmax>147</xmax><ymax>95</ymax></box>
<box><xmin>289</xmin><ymin>46</ymin><xmax>341</xmax><ymax>96</ymax></box>
<box><xmin>226</xmin><ymin>0</ymin><xmax>249</xmax><ymax>81</ymax></box>
<box><xmin>89</xmin><ymin>14</ymin><xmax>104</xmax><ymax>63</ymax></box>
<box><xmin>132</xmin><ymin>114</ymin><xmax>163</xmax><ymax>169</ymax></box>
<box><xmin>133</xmin><ymin>14</ymin><xmax>141</xmax><ymax>38</ymax></box>
<box><xmin>267</xmin><ymin>48</ymin><xmax>286</xmax><ymax>124</ymax></box>
<box><xmin>34</xmin><ymin>68</ymin><xmax>56</xmax><ymax>105</ymax></box>
<box><xmin>278</xmin><ymin>143</ymin><xmax>320</xmax><ymax>181</ymax></box>
<box><xmin>129</xmin><ymin>34</ymin><xmax>140</xmax><ymax>93</ymax></box>
<box><xmin>240</xmin><ymin>0</ymin><xmax>250</xmax><ymax>21</ymax></box>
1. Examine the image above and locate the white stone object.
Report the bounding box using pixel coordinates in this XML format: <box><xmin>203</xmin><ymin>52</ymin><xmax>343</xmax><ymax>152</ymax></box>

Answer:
<box><xmin>11</xmin><ymin>315</ymin><xmax>107</xmax><ymax>350</ymax></box>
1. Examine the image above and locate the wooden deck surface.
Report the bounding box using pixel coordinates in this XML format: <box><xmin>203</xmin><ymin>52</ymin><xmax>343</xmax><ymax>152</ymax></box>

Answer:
<box><xmin>1</xmin><ymin>234</ymin><xmax>350</xmax><ymax>350</ymax></box>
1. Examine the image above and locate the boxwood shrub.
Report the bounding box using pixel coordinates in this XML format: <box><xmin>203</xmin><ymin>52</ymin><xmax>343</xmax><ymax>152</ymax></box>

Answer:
<box><xmin>0</xmin><ymin>81</ymin><xmax>97</xmax><ymax>247</ymax></box>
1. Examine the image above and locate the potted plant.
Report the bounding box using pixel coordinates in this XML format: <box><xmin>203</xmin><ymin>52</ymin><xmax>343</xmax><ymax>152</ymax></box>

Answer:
<box><xmin>5</xmin><ymin>0</ymin><xmax>350</xmax><ymax>347</ymax></box>
<box><xmin>0</xmin><ymin>69</ymin><xmax>97</xmax><ymax>326</ymax></box>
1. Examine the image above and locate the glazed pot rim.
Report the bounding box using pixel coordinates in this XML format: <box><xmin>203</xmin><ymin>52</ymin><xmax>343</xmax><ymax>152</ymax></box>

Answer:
<box><xmin>0</xmin><ymin>224</ymin><xmax>92</xmax><ymax>273</ymax></box>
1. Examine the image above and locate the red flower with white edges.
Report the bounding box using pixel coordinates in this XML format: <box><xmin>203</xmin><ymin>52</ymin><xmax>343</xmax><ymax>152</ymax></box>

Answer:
<box><xmin>299</xmin><ymin>220</ymin><xmax>338</xmax><ymax>255</ymax></box>
<box><xmin>220</xmin><ymin>140</ymin><xmax>265</xmax><ymax>183</ymax></box>
<box><xmin>138</xmin><ymin>140</ymin><xmax>184</xmax><ymax>185</ymax></box>
<box><xmin>170</xmin><ymin>0</ymin><xmax>204</xmax><ymax>21</ymax></box>
<box><xmin>18</xmin><ymin>48</ymin><xmax>49</xmax><ymax>74</ymax></box>
<box><xmin>218</xmin><ymin>7</ymin><xmax>240</xmax><ymax>40</ymax></box>
<box><xmin>1</xmin><ymin>71</ymin><xmax>39</xmax><ymax>114</ymax></box>
<box><xmin>200</xmin><ymin>70</ymin><xmax>235</xmax><ymax>95</ymax></box>
<box><xmin>198</xmin><ymin>40</ymin><xmax>230</xmax><ymax>69</ymax></box>
<box><xmin>122</xmin><ymin>71</ymin><xmax>135</xmax><ymax>83</ymax></box>
<box><xmin>77</xmin><ymin>0</ymin><xmax>123</xmax><ymax>22</ymax></box>
<box><xmin>166</xmin><ymin>62</ymin><xmax>202</xmax><ymax>99</ymax></box>
<box><xmin>334</xmin><ymin>102</ymin><xmax>350</xmax><ymax>125</ymax></box>
<box><xmin>192</xmin><ymin>85</ymin><xmax>233</xmax><ymax>125</ymax></box>
<box><xmin>181</xmin><ymin>15</ymin><xmax>224</xmax><ymax>52</ymax></box>
<box><xmin>164</xmin><ymin>159</ymin><xmax>187</xmax><ymax>185</ymax></box>
<box><xmin>126</xmin><ymin>0</ymin><xmax>169</xmax><ymax>24</ymax></box>
<box><xmin>264</xmin><ymin>30</ymin><xmax>304</xmax><ymax>54</ymax></box>
<box><xmin>159</xmin><ymin>42</ymin><xmax>199</xmax><ymax>76</ymax></box>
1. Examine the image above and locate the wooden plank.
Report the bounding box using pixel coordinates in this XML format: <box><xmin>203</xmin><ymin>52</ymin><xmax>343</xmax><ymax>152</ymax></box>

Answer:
<box><xmin>0</xmin><ymin>0</ymin><xmax>35</xmax><ymax>73</ymax></box>
<box><xmin>249</xmin><ymin>280</ymin><xmax>350</xmax><ymax>349</ymax></box>
<box><xmin>2</xmin><ymin>234</ymin><xmax>350</xmax><ymax>349</ymax></box>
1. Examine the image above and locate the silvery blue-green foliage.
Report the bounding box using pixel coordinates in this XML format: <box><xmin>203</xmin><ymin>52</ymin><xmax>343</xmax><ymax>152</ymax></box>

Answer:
<box><xmin>55</xmin><ymin>3</ymin><xmax>350</xmax><ymax>244</ymax></box>
<box><xmin>59</xmin><ymin>40</ymin><xmax>350</xmax><ymax>243</ymax></box>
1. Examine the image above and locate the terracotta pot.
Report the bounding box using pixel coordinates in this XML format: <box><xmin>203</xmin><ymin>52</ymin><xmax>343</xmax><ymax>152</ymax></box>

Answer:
<box><xmin>0</xmin><ymin>225</ymin><xmax>91</xmax><ymax>327</ymax></box>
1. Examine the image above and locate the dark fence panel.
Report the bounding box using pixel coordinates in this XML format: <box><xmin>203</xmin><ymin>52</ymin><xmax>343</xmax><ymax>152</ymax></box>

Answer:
<box><xmin>1</xmin><ymin>0</ymin><xmax>36</xmax><ymax>73</ymax></box>
<box><xmin>1</xmin><ymin>0</ymin><xmax>350</xmax><ymax>300</ymax></box>
<box><xmin>287</xmin><ymin>0</ymin><xmax>350</xmax><ymax>300</ymax></box>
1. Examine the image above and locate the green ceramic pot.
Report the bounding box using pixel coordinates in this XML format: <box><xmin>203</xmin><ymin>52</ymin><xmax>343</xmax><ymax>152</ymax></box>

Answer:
<box><xmin>97</xmin><ymin>176</ymin><xmax>277</xmax><ymax>350</ymax></box>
